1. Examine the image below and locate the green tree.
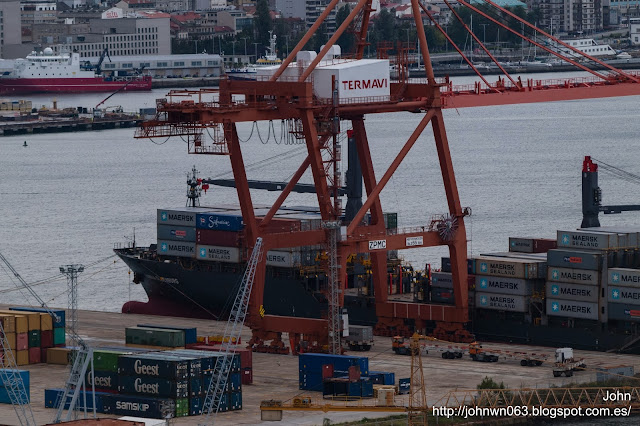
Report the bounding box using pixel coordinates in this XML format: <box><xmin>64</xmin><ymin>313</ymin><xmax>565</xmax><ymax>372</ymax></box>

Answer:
<box><xmin>477</xmin><ymin>376</ymin><xmax>505</xmax><ymax>390</ymax></box>
<box><xmin>336</xmin><ymin>4</ymin><xmax>356</xmax><ymax>55</ymax></box>
<box><xmin>255</xmin><ymin>0</ymin><xmax>272</xmax><ymax>47</ymax></box>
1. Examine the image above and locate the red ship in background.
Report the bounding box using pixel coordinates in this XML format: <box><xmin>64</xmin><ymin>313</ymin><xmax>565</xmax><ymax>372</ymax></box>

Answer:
<box><xmin>0</xmin><ymin>48</ymin><xmax>151</xmax><ymax>95</ymax></box>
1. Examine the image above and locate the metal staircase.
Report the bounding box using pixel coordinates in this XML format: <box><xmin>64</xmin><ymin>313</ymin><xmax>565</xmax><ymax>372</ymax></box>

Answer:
<box><xmin>201</xmin><ymin>237</ymin><xmax>263</xmax><ymax>424</ymax></box>
<box><xmin>53</xmin><ymin>345</ymin><xmax>95</xmax><ymax>423</ymax></box>
<box><xmin>0</xmin><ymin>321</ymin><xmax>36</xmax><ymax>426</ymax></box>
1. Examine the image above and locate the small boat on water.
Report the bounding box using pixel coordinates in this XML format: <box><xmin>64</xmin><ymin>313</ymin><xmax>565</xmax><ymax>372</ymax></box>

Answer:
<box><xmin>225</xmin><ymin>32</ymin><xmax>282</xmax><ymax>81</ymax></box>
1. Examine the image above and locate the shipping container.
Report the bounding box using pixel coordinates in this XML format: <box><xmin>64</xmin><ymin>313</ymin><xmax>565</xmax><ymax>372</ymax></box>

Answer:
<box><xmin>39</xmin><ymin>313</ymin><xmax>53</xmax><ymax>331</ymax></box>
<box><xmin>157</xmin><ymin>224</ymin><xmax>197</xmax><ymax>242</ymax></box>
<box><xmin>312</xmin><ymin>59</ymin><xmax>391</xmax><ymax>101</ymax></box>
<box><xmin>441</xmin><ymin>257</ymin><xmax>475</xmax><ymax>274</ymax></box>
<box><xmin>509</xmin><ymin>237</ymin><xmax>557</xmax><ymax>253</ymax></box>
<box><xmin>431</xmin><ymin>287</ymin><xmax>454</xmax><ymax>304</ymax></box>
<box><xmin>44</xmin><ymin>388</ymin><xmax>107</xmax><ymax>411</ymax></box>
<box><xmin>196</xmin><ymin>229</ymin><xmax>242</xmax><ymax>247</ymax></box>
<box><xmin>546</xmin><ymin>249</ymin><xmax>603</xmax><ymax>271</ymax></box>
<box><xmin>118</xmin><ymin>354</ymin><xmax>189</xmax><ymax>380</ymax></box>
<box><xmin>299</xmin><ymin>353</ymin><xmax>369</xmax><ymax>376</ymax></box>
<box><xmin>475</xmin><ymin>293</ymin><xmax>529</xmax><ymax>312</ymax></box>
<box><xmin>3</xmin><ymin>333</ymin><xmax>16</xmax><ymax>350</ymax></box>
<box><xmin>557</xmin><ymin>230</ymin><xmax>620</xmax><ymax>250</ymax></box>
<box><xmin>46</xmin><ymin>347</ymin><xmax>72</xmax><ymax>365</ymax></box>
<box><xmin>28</xmin><ymin>347</ymin><xmax>40</xmax><ymax>364</ymax></box>
<box><xmin>546</xmin><ymin>282</ymin><xmax>598</xmax><ymax>303</ymax></box>
<box><xmin>118</xmin><ymin>375</ymin><xmax>189</xmax><ymax>399</ymax></box>
<box><xmin>206</xmin><ymin>345</ymin><xmax>252</xmax><ymax>369</ymax></box>
<box><xmin>125</xmin><ymin>327</ymin><xmax>185</xmax><ymax>348</ymax></box>
<box><xmin>15</xmin><ymin>350</ymin><xmax>28</xmax><ymax>365</ymax></box>
<box><xmin>608</xmin><ymin>268</ymin><xmax>640</xmax><ymax>288</ymax></box>
<box><xmin>346</xmin><ymin>325</ymin><xmax>373</xmax><ymax>342</ymax></box>
<box><xmin>473</xmin><ymin>257</ymin><xmax>545</xmax><ymax>279</ymax></box>
<box><xmin>136</xmin><ymin>324</ymin><xmax>197</xmax><ymax>345</ymax></box>
<box><xmin>85</xmin><ymin>369</ymin><xmax>118</xmax><ymax>391</ymax></box>
<box><xmin>196</xmin><ymin>212</ymin><xmax>244</xmax><ymax>231</ymax></box>
<box><xmin>257</xmin><ymin>217</ymin><xmax>301</xmax><ymax>233</ymax></box>
<box><xmin>480</xmin><ymin>252</ymin><xmax>548</xmax><ymax>261</ymax></box>
<box><xmin>190</xmin><ymin>396</ymin><xmax>203</xmax><ymax>416</ymax></box>
<box><xmin>547</xmin><ymin>267</ymin><xmax>600</xmax><ymax>286</ymax></box>
<box><xmin>299</xmin><ymin>370</ymin><xmax>323</xmax><ymax>391</ymax></box>
<box><xmin>546</xmin><ymin>299</ymin><xmax>598</xmax><ymax>320</ymax></box>
<box><xmin>607</xmin><ymin>303</ymin><xmax>640</xmax><ymax>322</ymax></box>
<box><xmin>0</xmin><ymin>369</ymin><xmax>29</xmax><ymax>402</ymax></box>
<box><xmin>53</xmin><ymin>327</ymin><xmax>66</xmax><ymax>346</ymax></box>
<box><xmin>609</xmin><ymin>286</ymin><xmax>640</xmax><ymax>304</ymax></box>
<box><xmin>229</xmin><ymin>391</ymin><xmax>242</xmax><ymax>411</ymax></box>
<box><xmin>28</xmin><ymin>330</ymin><xmax>40</xmax><ymax>348</ymax></box>
<box><xmin>175</xmin><ymin>397</ymin><xmax>189</xmax><ymax>417</ymax></box>
<box><xmin>431</xmin><ymin>272</ymin><xmax>453</xmax><ymax>289</ymax></box>
<box><xmin>580</xmin><ymin>227</ymin><xmax>640</xmax><ymax>248</ymax></box>
<box><xmin>0</xmin><ymin>310</ymin><xmax>39</xmax><ymax>332</ymax></box>
<box><xmin>156</xmin><ymin>240</ymin><xmax>196</xmax><ymax>258</ymax></box>
<box><xmin>265</xmin><ymin>250</ymin><xmax>301</xmax><ymax>268</ymax></box>
<box><xmin>189</xmin><ymin>377</ymin><xmax>202</xmax><ymax>397</ymax></box>
<box><xmin>157</xmin><ymin>208</ymin><xmax>200</xmax><ymax>227</ymax></box>
<box><xmin>475</xmin><ymin>276</ymin><xmax>534</xmax><ymax>296</ymax></box>
<box><xmin>17</xmin><ymin>333</ymin><xmax>28</xmax><ymax>351</ymax></box>
<box><xmin>368</xmin><ymin>371</ymin><xmax>395</xmax><ymax>386</ymax></box>
<box><xmin>93</xmin><ymin>349</ymin><xmax>131</xmax><ymax>372</ymax></box>
<box><xmin>242</xmin><ymin>367</ymin><xmax>253</xmax><ymax>385</ymax></box>
<box><xmin>102</xmin><ymin>393</ymin><xmax>176</xmax><ymax>419</ymax></box>
<box><xmin>0</xmin><ymin>315</ymin><xmax>15</xmax><ymax>333</ymax></box>
<box><xmin>196</xmin><ymin>245</ymin><xmax>241</xmax><ymax>263</ymax></box>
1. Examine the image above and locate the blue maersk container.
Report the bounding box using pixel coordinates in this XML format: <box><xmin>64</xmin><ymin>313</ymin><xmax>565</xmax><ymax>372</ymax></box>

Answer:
<box><xmin>137</xmin><ymin>324</ymin><xmax>198</xmax><ymax>345</ymax></box>
<box><xmin>299</xmin><ymin>353</ymin><xmax>369</xmax><ymax>375</ymax></box>
<box><xmin>196</xmin><ymin>213</ymin><xmax>244</xmax><ymax>231</ymax></box>
<box><xmin>117</xmin><ymin>375</ymin><xmax>189</xmax><ymax>399</ymax></box>
<box><xmin>102</xmin><ymin>393</ymin><xmax>176</xmax><ymax>419</ymax></box>
<box><xmin>10</xmin><ymin>307</ymin><xmax>66</xmax><ymax>328</ymax></box>
<box><xmin>0</xmin><ymin>369</ymin><xmax>29</xmax><ymax>403</ymax></box>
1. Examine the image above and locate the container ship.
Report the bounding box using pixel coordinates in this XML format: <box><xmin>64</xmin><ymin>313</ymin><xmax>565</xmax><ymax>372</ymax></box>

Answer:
<box><xmin>115</xmin><ymin>161</ymin><xmax>640</xmax><ymax>354</ymax></box>
<box><xmin>0</xmin><ymin>48</ymin><xmax>152</xmax><ymax>95</ymax></box>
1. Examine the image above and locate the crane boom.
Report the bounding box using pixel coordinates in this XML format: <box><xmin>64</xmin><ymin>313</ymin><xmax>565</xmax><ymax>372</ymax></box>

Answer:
<box><xmin>0</xmin><ymin>251</ymin><xmax>60</xmax><ymax>323</ymax></box>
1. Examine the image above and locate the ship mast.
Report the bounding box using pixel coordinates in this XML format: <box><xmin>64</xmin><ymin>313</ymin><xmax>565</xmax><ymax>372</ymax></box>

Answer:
<box><xmin>186</xmin><ymin>165</ymin><xmax>202</xmax><ymax>207</ymax></box>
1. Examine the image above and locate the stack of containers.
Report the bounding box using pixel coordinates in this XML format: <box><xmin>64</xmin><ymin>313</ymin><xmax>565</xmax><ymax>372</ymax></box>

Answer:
<box><xmin>10</xmin><ymin>307</ymin><xmax>66</xmax><ymax>350</ymax></box>
<box><xmin>473</xmin><ymin>255</ymin><xmax>545</xmax><ymax>315</ymax></box>
<box><xmin>607</xmin><ymin>268</ymin><xmax>640</xmax><ymax>323</ymax></box>
<box><xmin>0</xmin><ymin>307</ymin><xmax>63</xmax><ymax>366</ymax></box>
<box><xmin>202</xmin><ymin>344</ymin><xmax>253</xmax><ymax>384</ymax></box>
<box><xmin>429</xmin><ymin>271</ymin><xmax>475</xmax><ymax>306</ymax></box>
<box><xmin>0</xmin><ymin>369</ymin><xmax>29</xmax><ymax>403</ymax></box>
<box><xmin>299</xmin><ymin>353</ymin><xmax>372</xmax><ymax>397</ymax></box>
<box><xmin>137</xmin><ymin>324</ymin><xmax>197</xmax><ymax>347</ymax></box>
<box><xmin>195</xmin><ymin>211</ymin><xmax>245</xmax><ymax>263</ymax></box>
<box><xmin>509</xmin><ymin>237</ymin><xmax>557</xmax><ymax>254</ymax></box>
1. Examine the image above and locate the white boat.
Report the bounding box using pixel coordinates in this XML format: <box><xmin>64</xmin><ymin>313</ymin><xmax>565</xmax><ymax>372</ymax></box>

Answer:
<box><xmin>558</xmin><ymin>39</ymin><xmax>617</xmax><ymax>58</ymax></box>
<box><xmin>225</xmin><ymin>31</ymin><xmax>281</xmax><ymax>80</ymax></box>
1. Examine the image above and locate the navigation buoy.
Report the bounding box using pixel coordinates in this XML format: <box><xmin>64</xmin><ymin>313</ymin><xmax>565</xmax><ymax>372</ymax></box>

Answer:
<box><xmin>23</xmin><ymin>141</ymin><xmax>28</xmax><ymax>147</ymax></box>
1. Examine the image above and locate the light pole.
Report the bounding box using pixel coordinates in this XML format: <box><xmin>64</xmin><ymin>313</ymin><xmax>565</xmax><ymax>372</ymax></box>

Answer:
<box><xmin>480</xmin><ymin>23</ymin><xmax>488</xmax><ymax>46</ymax></box>
<box><xmin>231</xmin><ymin>40</ymin><xmax>237</xmax><ymax>65</ymax></box>
<box><xmin>241</xmin><ymin>37</ymin><xmax>248</xmax><ymax>61</ymax></box>
<box><xmin>284</xmin><ymin>34</ymin><xmax>290</xmax><ymax>57</ymax></box>
<box><xmin>253</xmin><ymin>42</ymin><xmax>259</xmax><ymax>63</ymax></box>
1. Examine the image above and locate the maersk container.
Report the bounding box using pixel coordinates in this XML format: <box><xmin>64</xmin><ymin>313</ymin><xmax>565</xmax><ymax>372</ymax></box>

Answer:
<box><xmin>475</xmin><ymin>276</ymin><xmax>534</xmax><ymax>296</ymax></box>
<box><xmin>125</xmin><ymin>326</ymin><xmax>185</xmax><ymax>348</ymax></box>
<box><xmin>196</xmin><ymin>212</ymin><xmax>244</xmax><ymax>231</ymax></box>
<box><xmin>157</xmin><ymin>240</ymin><xmax>196</xmax><ymax>258</ymax></box>
<box><xmin>473</xmin><ymin>257</ymin><xmax>545</xmax><ymax>279</ymax></box>
<box><xmin>546</xmin><ymin>249</ymin><xmax>603</xmax><ymax>271</ymax></box>
<box><xmin>609</xmin><ymin>268</ymin><xmax>640</xmax><ymax>288</ymax></box>
<box><xmin>196</xmin><ymin>245</ymin><xmax>241</xmax><ymax>263</ymax></box>
<box><xmin>157</xmin><ymin>208</ymin><xmax>200</xmax><ymax>227</ymax></box>
<box><xmin>118</xmin><ymin>354</ymin><xmax>189</xmax><ymax>380</ymax></box>
<box><xmin>557</xmin><ymin>230</ymin><xmax>619</xmax><ymax>251</ymax></box>
<box><xmin>546</xmin><ymin>281</ymin><xmax>598</xmax><ymax>303</ymax></box>
<box><xmin>546</xmin><ymin>299</ymin><xmax>598</xmax><ymax>320</ymax></box>
<box><xmin>102</xmin><ymin>393</ymin><xmax>176</xmax><ymax>419</ymax></box>
<box><xmin>480</xmin><ymin>252</ymin><xmax>548</xmax><ymax>262</ymax></box>
<box><xmin>607</xmin><ymin>303</ymin><xmax>640</xmax><ymax>322</ymax></box>
<box><xmin>508</xmin><ymin>237</ymin><xmax>557</xmax><ymax>253</ymax></box>
<box><xmin>157</xmin><ymin>224</ymin><xmax>197</xmax><ymax>242</ymax></box>
<box><xmin>196</xmin><ymin>229</ymin><xmax>242</xmax><ymax>247</ymax></box>
<box><xmin>431</xmin><ymin>272</ymin><xmax>453</xmax><ymax>289</ymax></box>
<box><xmin>137</xmin><ymin>324</ymin><xmax>197</xmax><ymax>345</ymax></box>
<box><xmin>10</xmin><ymin>307</ymin><xmax>65</xmax><ymax>328</ymax></box>
<box><xmin>475</xmin><ymin>293</ymin><xmax>529</xmax><ymax>312</ymax></box>
<box><xmin>547</xmin><ymin>267</ymin><xmax>600</xmax><ymax>286</ymax></box>
<box><xmin>118</xmin><ymin>375</ymin><xmax>189</xmax><ymax>399</ymax></box>
<box><xmin>431</xmin><ymin>287</ymin><xmax>454</xmax><ymax>304</ymax></box>
<box><xmin>313</xmin><ymin>59</ymin><xmax>391</xmax><ymax>101</ymax></box>
<box><xmin>609</xmin><ymin>286</ymin><xmax>640</xmax><ymax>304</ymax></box>
<box><xmin>580</xmin><ymin>227</ymin><xmax>640</xmax><ymax>248</ymax></box>
<box><xmin>265</xmin><ymin>250</ymin><xmax>302</xmax><ymax>268</ymax></box>
<box><xmin>84</xmin><ymin>369</ymin><xmax>118</xmax><ymax>391</ymax></box>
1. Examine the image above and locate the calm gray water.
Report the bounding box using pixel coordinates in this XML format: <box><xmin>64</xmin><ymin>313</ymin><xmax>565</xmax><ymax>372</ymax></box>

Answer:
<box><xmin>1</xmin><ymin>73</ymin><xmax>639</xmax><ymax>313</ymax></box>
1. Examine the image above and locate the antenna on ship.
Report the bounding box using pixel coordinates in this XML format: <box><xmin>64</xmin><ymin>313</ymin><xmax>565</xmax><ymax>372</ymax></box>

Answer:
<box><xmin>186</xmin><ymin>165</ymin><xmax>208</xmax><ymax>207</ymax></box>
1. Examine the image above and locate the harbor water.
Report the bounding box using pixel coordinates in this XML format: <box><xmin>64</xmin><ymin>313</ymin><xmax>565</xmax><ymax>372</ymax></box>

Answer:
<box><xmin>0</xmin><ymin>71</ymin><xmax>639</xmax><ymax>313</ymax></box>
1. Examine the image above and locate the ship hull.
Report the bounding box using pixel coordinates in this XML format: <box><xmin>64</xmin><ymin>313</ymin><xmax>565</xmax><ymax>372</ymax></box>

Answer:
<box><xmin>0</xmin><ymin>76</ymin><xmax>152</xmax><ymax>95</ymax></box>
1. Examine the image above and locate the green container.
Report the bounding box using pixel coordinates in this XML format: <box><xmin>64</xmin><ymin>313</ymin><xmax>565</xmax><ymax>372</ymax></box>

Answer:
<box><xmin>28</xmin><ymin>329</ymin><xmax>41</xmax><ymax>348</ymax></box>
<box><xmin>53</xmin><ymin>327</ymin><xmax>66</xmax><ymax>345</ymax></box>
<box><xmin>93</xmin><ymin>350</ymin><xmax>128</xmax><ymax>372</ymax></box>
<box><xmin>175</xmin><ymin>398</ymin><xmax>189</xmax><ymax>417</ymax></box>
<box><xmin>125</xmin><ymin>327</ymin><xmax>185</xmax><ymax>348</ymax></box>
<box><xmin>384</xmin><ymin>212</ymin><xmax>398</xmax><ymax>230</ymax></box>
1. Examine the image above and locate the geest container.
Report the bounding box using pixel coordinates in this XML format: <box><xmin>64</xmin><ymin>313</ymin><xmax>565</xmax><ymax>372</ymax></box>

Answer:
<box><xmin>125</xmin><ymin>326</ymin><xmax>185</xmax><ymax>348</ymax></box>
<box><xmin>157</xmin><ymin>240</ymin><xmax>195</xmax><ymax>258</ymax></box>
<box><xmin>196</xmin><ymin>229</ymin><xmax>242</xmax><ymax>247</ymax></box>
<box><xmin>475</xmin><ymin>276</ymin><xmax>534</xmax><ymax>296</ymax></box>
<box><xmin>196</xmin><ymin>245</ymin><xmax>241</xmax><ymax>263</ymax></box>
<box><xmin>546</xmin><ymin>249</ymin><xmax>603</xmax><ymax>271</ymax></box>
<box><xmin>137</xmin><ymin>324</ymin><xmax>197</xmax><ymax>345</ymax></box>
<box><xmin>196</xmin><ymin>213</ymin><xmax>244</xmax><ymax>231</ymax></box>
<box><xmin>557</xmin><ymin>230</ymin><xmax>619</xmax><ymax>250</ymax></box>
<box><xmin>546</xmin><ymin>282</ymin><xmax>598</xmax><ymax>303</ymax></box>
<box><xmin>157</xmin><ymin>208</ymin><xmax>198</xmax><ymax>227</ymax></box>
<box><xmin>156</xmin><ymin>224</ymin><xmax>197</xmax><ymax>242</ymax></box>
<box><xmin>431</xmin><ymin>272</ymin><xmax>453</xmax><ymax>289</ymax></box>
<box><xmin>118</xmin><ymin>354</ymin><xmax>189</xmax><ymax>380</ymax></box>
<box><xmin>509</xmin><ymin>237</ymin><xmax>557</xmax><ymax>253</ymax></box>
<box><xmin>474</xmin><ymin>257</ymin><xmax>545</xmax><ymax>279</ymax></box>
<box><xmin>609</xmin><ymin>268</ymin><xmax>640</xmax><ymax>288</ymax></box>
<box><xmin>85</xmin><ymin>369</ymin><xmax>118</xmax><ymax>391</ymax></box>
<box><xmin>118</xmin><ymin>375</ymin><xmax>189</xmax><ymax>399</ymax></box>
<box><xmin>609</xmin><ymin>286</ymin><xmax>640</xmax><ymax>304</ymax></box>
<box><xmin>547</xmin><ymin>267</ymin><xmax>600</xmax><ymax>286</ymax></box>
<box><xmin>313</xmin><ymin>59</ymin><xmax>391</xmax><ymax>101</ymax></box>
<box><xmin>475</xmin><ymin>293</ymin><xmax>529</xmax><ymax>312</ymax></box>
<box><xmin>102</xmin><ymin>393</ymin><xmax>176</xmax><ymax>419</ymax></box>
<box><xmin>607</xmin><ymin>303</ymin><xmax>640</xmax><ymax>322</ymax></box>
<box><xmin>546</xmin><ymin>299</ymin><xmax>598</xmax><ymax>320</ymax></box>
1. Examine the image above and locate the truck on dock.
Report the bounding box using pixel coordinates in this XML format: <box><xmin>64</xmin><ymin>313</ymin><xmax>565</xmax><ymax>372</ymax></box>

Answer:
<box><xmin>343</xmin><ymin>325</ymin><xmax>374</xmax><ymax>351</ymax></box>
<box><xmin>553</xmin><ymin>348</ymin><xmax>586</xmax><ymax>377</ymax></box>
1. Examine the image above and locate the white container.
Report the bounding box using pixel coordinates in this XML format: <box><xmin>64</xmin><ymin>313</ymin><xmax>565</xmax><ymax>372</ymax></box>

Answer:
<box><xmin>265</xmin><ymin>250</ymin><xmax>301</xmax><ymax>268</ymax></box>
<box><xmin>546</xmin><ymin>281</ymin><xmax>598</xmax><ymax>303</ymax></box>
<box><xmin>475</xmin><ymin>292</ymin><xmax>529</xmax><ymax>312</ymax></box>
<box><xmin>196</xmin><ymin>245</ymin><xmax>241</xmax><ymax>263</ymax></box>
<box><xmin>313</xmin><ymin>59</ymin><xmax>390</xmax><ymax>100</ymax></box>
<box><xmin>547</xmin><ymin>299</ymin><xmax>598</xmax><ymax>320</ymax></box>
<box><xmin>609</xmin><ymin>268</ymin><xmax>640</xmax><ymax>288</ymax></box>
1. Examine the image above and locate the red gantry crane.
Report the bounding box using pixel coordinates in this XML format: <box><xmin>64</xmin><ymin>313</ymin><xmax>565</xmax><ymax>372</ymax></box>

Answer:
<box><xmin>135</xmin><ymin>0</ymin><xmax>640</xmax><ymax>351</ymax></box>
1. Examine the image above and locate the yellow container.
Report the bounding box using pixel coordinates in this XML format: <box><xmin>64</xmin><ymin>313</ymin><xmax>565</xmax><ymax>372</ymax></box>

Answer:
<box><xmin>46</xmin><ymin>347</ymin><xmax>72</xmax><ymax>365</ymax></box>
<box><xmin>0</xmin><ymin>311</ymin><xmax>30</xmax><ymax>333</ymax></box>
<box><xmin>2</xmin><ymin>332</ymin><xmax>16</xmax><ymax>350</ymax></box>
<box><xmin>0</xmin><ymin>314</ymin><xmax>16</xmax><ymax>333</ymax></box>
<box><xmin>40</xmin><ymin>313</ymin><xmax>53</xmax><ymax>331</ymax></box>
<box><xmin>16</xmin><ymin>350</ymin><xmax>29</xmax><ymax>366</ymax></box>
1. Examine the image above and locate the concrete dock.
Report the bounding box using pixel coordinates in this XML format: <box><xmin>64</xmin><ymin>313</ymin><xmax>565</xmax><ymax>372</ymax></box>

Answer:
<box><xmin>1</xmin><ymin>305</ymin><xmax>639</xmax><ymax>425</ymax></box>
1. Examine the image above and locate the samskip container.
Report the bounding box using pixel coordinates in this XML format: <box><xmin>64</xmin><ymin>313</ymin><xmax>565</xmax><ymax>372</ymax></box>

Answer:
<box><xmin>102</xmin><ymin>393</ymin><xmax>176</xmax><ymax>419</ymax></box>
<box><xmin>44</xmin><ymin>388</ymin><xmax>106</xmax><ymax>411</ymax></box>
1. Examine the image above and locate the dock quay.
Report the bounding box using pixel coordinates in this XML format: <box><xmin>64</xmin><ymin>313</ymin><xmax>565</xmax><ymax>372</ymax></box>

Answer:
<box><xmin>0</xmin><ymin>115</ymin><xmax>142</xmax><ymax>136</ymax></box>
<box><xmin>1</xmin><ymin>304</ymin><xmax>640</xmax><ymax>425</ymax></box>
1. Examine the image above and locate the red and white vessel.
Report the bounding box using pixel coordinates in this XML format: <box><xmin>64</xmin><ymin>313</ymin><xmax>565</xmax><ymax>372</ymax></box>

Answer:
<box><xmin>0</xmin><ymin>48</ymin><xmax>152</xmax><ymax>95</ymax></box>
